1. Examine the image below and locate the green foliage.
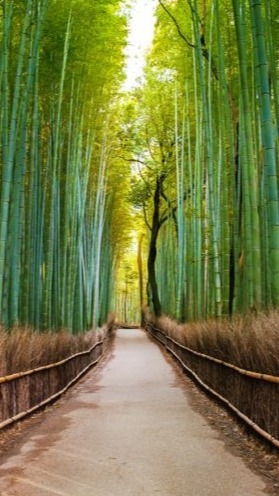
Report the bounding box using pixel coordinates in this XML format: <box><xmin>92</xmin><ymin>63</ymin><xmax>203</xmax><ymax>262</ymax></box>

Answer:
<box><xmin>0</xmin><ymin>0</ymin><xmax>129</xmax><ymax>331</ymax></box>
<box><xmin>128</xmin><ymin>0</ymin><xmax>279</xmax><ymax>320</ymax></box>
<box><xmin>1</xmin><ymin>0</ymin><xmax>279</xmax><ymax>329</ymax></box>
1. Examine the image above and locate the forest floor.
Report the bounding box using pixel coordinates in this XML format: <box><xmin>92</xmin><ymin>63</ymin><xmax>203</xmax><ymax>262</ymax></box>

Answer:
<box><xmin>0</xmin><ymin>328</ymin><xmax>278</xmax><ymax>495</ymax></box>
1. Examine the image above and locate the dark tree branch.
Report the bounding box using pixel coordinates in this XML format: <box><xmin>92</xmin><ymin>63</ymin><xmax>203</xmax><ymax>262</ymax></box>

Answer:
<box><xmin>146</xmin><ymin>136</ymin><xmax>161</xmax><ymax>166</ymax></box>
<box><xmin>143</xmin><ymin>202</ymin><xmax>152</xmax><ymax>231</ymax></box>
<box><xmin>158</xmin><ymin>0</ymin><xmax>195</xmax><ymax>48</ymax></box>
<box><xmin>137</xmin><ymin>164</ymin><xmax>153</xmax><ymax>196</ymax></box>
<box><xmin>159</xmin><ymin>0</ymin><xmax>219</xmax><ymax>82</ymax></box>
<box><xmin>160</xmin><ymin>204</ymin><xmax>178</xmax><ymax>234</ymax></box>
<box><xmin>201</xmin><ymin>44</ymin><xmax>219</xmax><ymax>82</ymax></box>
<box><xmin>116</xmin><ymin>155</ymin><xmax>146</xmax><ymax>166</ymax></box>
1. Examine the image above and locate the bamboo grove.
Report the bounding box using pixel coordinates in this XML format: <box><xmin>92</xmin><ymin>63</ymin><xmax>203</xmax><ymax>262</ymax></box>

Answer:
<box><xmin>0</xmin><ymin>0</ymin><xmax>131</xmax><ymax>332</ymax></box>
<box><xmin>126</xmin><ymin>0</ymin><xmax>279</xmax><ymax>322</ymax></box>
<box><xmin>0</xmin><ymin>0</ymin><xmax>279</xmax><ymax>330</ymax></box>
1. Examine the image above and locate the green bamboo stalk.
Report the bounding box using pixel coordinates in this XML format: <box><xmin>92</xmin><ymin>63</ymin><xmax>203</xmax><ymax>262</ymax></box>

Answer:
<box><xmin>263</xmin><ymin>0</ymin><xmax>279</xmax><ymax>138</ymax></box>
<box><xmin>250</xmin><ymin>0</ymin><xmax>279</xmax><ymax>306</ymax></box>
<box><xmin>42</xmin><ymin>12</ymin><xmax>71</xmax><ymax>329</ymax></box>
<box><xmin>9</xmin><ymin>0</ymin><xmax>48</xmax><ymax>326</ymax></box>
<box><xmin>0</xmin><ymin>0</ymin><xmax>27</xmax><ymax>323</ymax></box>
<box><xmin>192</xmin><ymin>0</ymin><xmax>222</xmax><ymax>317</ymax></box>
<box><xmin>214</xmin><ymin>0</ymin><xmax>234</xmax><ymax>314</ymax></box>
<box><xmin>232</xmin><ymin>0</ymin><xmax>262</xmax><ymax>309</ymax></box>
<box><xmin>192</xmin><ymin>51</ymin><xmax>204</xmax><ymax>319</ymax></box>
<box><xmin>92</xmin><ymin>152</ymin><xmax>108</xmax><ymax>328</ymax></box>
<box><xmin>175</xmin><ymin>83</ymin><xmax>186</xmax><ymax>320</ymax></box>
<box><xmin>185</xmin><ymin>82</ymin><xmax>195</xmax><ymax>319</ymax></box>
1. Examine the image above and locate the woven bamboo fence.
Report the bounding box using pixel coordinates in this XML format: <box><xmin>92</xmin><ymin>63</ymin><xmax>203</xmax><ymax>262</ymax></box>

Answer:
<box><xmin>145</xmin><ymin>320</ymin><xmax>279</xmax><ymax>449</ymax></box>
<box><xmin>0</xmin><ymin>328</ymin><xmax>112</xmax><ymax>430</ymax></box>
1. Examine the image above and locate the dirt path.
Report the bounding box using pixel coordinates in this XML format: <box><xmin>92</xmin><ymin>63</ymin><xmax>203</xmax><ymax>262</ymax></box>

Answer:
<box><xmin>0</xmin><ymin>329</ymin><xmax>268</xmax><ymax>495</ymax></box>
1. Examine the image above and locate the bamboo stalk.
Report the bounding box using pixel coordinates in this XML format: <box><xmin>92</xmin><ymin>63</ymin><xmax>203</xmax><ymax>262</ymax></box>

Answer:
<box><xmin>192</xmin><ymin>0</ymin><xmax>222</xmax><ymax>317</ymax></box>
<box><xmin>249</xmin><ymin>0</ymin><xmax>279</xmax><ymax>306</ymax></box>
<box><xmin>232</xmin><ymin>0</ymin><xmax>262</xmax><ymax>308</ymax></box>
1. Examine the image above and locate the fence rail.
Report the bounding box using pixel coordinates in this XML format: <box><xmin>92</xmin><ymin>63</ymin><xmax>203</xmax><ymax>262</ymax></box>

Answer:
<box><xmin>0</xmin><ymin>330</ymin><xmax>112</xmax><ymax>430</ymax></box>
<box><xmin>145</xmin><ymin>321</ymin><xmax>279</xmax><ymax>449</ymax></box>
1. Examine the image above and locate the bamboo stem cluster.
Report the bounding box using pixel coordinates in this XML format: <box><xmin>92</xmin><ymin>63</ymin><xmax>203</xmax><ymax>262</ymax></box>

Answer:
<box><xmin>142</xmin><ymin>0</ymin><xmax>279</xmax><ymax>320</ymax></box>
<box><xmin>0</xmin><ymin>0</ymin><xmax>126</xmax><ymax>331</ymax></box>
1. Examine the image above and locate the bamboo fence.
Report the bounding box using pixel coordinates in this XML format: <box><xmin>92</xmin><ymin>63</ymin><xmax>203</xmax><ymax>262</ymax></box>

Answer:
<box><xmin>145</xmin><ymin>320</ymin><xmax>279</xmax><ymax>449</ymax></box>
<box><xmin>0</xmin><ymin>328</ymin><xmax>112</xmax><ymax>430</ymax></box>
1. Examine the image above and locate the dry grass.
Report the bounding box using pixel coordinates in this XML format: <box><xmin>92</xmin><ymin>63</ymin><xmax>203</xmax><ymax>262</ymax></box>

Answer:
<box><xmin>0</xmin><ymin>324</ymin><xmax>110</xmax><ymax>377</ymax></box>
<box><xmin>147</xmin><ymin>310</ymin><xmax>279</xmax><ymax>376</ymax></box>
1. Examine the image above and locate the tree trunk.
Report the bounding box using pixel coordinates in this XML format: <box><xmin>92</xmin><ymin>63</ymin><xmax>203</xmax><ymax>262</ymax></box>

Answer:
<box><xmin>147</xmin><ymin>176</ymin><xmax>163</xmax><ymax>316</ymax></box>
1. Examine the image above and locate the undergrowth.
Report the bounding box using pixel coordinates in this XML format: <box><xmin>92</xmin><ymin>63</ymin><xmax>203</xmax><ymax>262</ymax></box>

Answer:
<box><xmin>146</xmin><ymin>309</ymin><xmax>279</xmax><ymax>376</ymax></box>
<box><xmin>0</xmin><ymin>318</ymin><xmax>114</xmax><ymax>376</ymax></box>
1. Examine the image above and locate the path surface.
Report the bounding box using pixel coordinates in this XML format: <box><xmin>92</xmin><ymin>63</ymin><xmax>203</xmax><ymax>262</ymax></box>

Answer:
<box><xmin>0</xmin><ymin>329</ymin><xmax>266</xmax><ymax>495</ymax></box>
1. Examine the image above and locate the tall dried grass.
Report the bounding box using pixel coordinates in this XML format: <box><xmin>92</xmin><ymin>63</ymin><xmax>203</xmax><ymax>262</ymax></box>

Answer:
<box><xmin>147</xmin><ymin>310</ymin><xmax>279</xmax><ymax>376</ymax></box>
<box><xmin>0</xmin><ymin>325</ymin><xmax>109</xmax><ymax>377</ymax></box>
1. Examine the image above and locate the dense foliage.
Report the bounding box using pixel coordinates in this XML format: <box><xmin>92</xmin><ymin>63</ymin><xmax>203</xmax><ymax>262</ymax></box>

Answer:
<box><xmin>127</xmin><ymin>0</ymin><xmax>279</xmax><ymax>321</ymax></box>
<box><xmin>0</xmin><ymin>0</ymin><xmax>278</xmax><ymax>328</ymax></box>
<box><xmin>0</xmin><ymin>0</ymin><xmax>130</xmax><ymax>331</ymax></box>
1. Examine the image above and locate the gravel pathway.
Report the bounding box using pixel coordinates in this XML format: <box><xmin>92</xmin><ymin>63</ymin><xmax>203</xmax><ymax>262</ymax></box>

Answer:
<box><xmin>0</xmin><ymin>328</ymin><xmax>268</xmax><ymax>495</ymax></box>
